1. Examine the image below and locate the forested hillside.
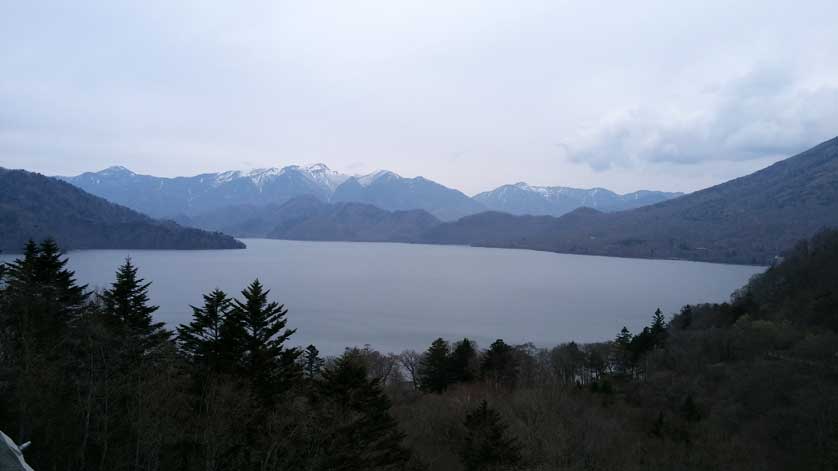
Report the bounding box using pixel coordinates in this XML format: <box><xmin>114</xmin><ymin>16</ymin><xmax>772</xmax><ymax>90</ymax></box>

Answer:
<box><xmin>0</xmin><ymin>169</ymin><xmax>245</xmax><ymax>253</ymax></box>
<box><xmin>1</xmin><ymin>230</ymin><xmax>836</xmax><ymax>470</ymax></box>
<box><xmin>177</xmin><ymin>195</ymin><xmax>441</xmax><ymax>241</ymax></box>
<box><xmin>169</xmin><ymin>137</ymin><xmax>838</xmax><ymax>266</ymax></box>
<box><xmin>426</xmin><ymin>136</ymin><xmax>838</xmax><ymax>264</ymax></box>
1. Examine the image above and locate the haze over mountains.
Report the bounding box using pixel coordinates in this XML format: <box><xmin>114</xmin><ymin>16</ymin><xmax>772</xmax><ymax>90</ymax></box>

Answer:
<box><xmin>8</xmin><ymin>136</ymin><xmax>837</xmax><ymax>262</ymax></box>
<box><xmin>474</xmin><ymin>183</ymin><xmax>682</xmax><ymax>217</ymax></box>
<box><xmin>331</xmin><ymin>171</ymin><xmax>485</xmax><ymax>221</ymax></box>
<box><xmin>153</xmin><ymin>136</ymin><xmax>838</xmax><ymax>265</ymax></box>
<box><xmin>59</xmin><ymin>164</ymin><xmax>348</xmax><ymax>219</ymax></box>
<box><xmin>0</xmin><ymin>168</ymin><xmax>244</xmax><ymax>253</ymax></box>
<box><xmin>425</xmin><ymin>136</ymin><xmax>838</xmax><ymax>264</ymax></box>
<box><xmin>177</xmin><ymin>195</ymin><xmax>441</xmax><ymax>242</ymax></box>
<box><xmin>60</xmin><ymin>165</ymin><xmax>680</xmax><ymax>221</ymax></box>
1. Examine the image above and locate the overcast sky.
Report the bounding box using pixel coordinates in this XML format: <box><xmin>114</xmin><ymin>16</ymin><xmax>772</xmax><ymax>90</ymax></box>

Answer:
<box><xmin>2</xmin><ymin>1</ymin><xmax>837</xmax><ymax>195</ymax></box>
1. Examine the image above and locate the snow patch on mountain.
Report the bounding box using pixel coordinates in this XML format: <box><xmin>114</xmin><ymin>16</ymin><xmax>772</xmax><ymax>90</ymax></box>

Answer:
<box><xmin>99</xmin><ymin>166</ymin><xmax>135</xmax><ymax>177</ymax></box>
<box><xmin>299</xmin><ymin>163</ymin><xmax>350</xmax><ymax>191</ymax></box>
<box><xmin>357</xmin><ymin>170</ymin><xmax>400</xmax><ymax>187</ymax></box>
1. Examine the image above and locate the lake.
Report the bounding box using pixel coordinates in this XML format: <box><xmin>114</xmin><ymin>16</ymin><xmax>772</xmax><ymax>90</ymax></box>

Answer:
<box><xmin>1</xmin><ymin>239</ymin><xmax>764</xmax><ymax>355</ymax></box>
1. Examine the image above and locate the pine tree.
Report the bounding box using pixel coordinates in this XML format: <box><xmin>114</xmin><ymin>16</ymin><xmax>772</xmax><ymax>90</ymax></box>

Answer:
<box><xmin>449</xmin><ymin>338</ymin><xmax>479</xmax><ymax>384</ymax></box>
<box><xmin>231</xmin><ymin>279</ymin><xmax>301</xmax><ymax>400</ymax></box>
<box><xmin>0</xmin><ymin>240</ymin><xmax>90</xmax><ymax>447</ymax></box>
<box><xmin>481</xmin><ymin>339</ymin><xmax>518</xmax><ymax>389</ymax></box>
<box><xmin>418</xmin><ymin>338</ymin><xmax>451</xmax><ymax>393</ymax></box>
<box><xmin>34</xmin><ymin>239</ymin><xmax>88</xmax><ymax>321</ymax></box>
<box><xmin>629</xmin><ymin>327</ymin><xmax>654</xmax><ymax>362</ymax></box>
<box><xmin>302</xmin><ymin>344</ymin><xmax>325</xmax><ymax>379</ymax></box>
<box><xmin>677</xmin><ymin>305</ymin><xmax>693</xmax><ymax>329</ymax></box>
<box><xmin>650</xmin><ymin>308</ymin><xmax>668</xmax><ymax>348</ymax></box>
<box><xmin>99</xmin><ymin>258</ymin><xmax>169</xmax><ymax>351</ymax></box>
<box><xmin>613</xmin><ymin>327</ymin><xmax>634</xmax><ymax>376</ymax></box>
<box><xmin>460</xmin><ymin>400</ymin><xmax>522</xmax><ymax>471</ymax></box>
<box><xmin>315</xmin><ymin>353</ymin><xmax>410</xmax><ymax>470</ymax></box>
<box><xmin>1</xmin><ymin>239</ymin><xmax>88</xmax><ymax>347</ymax></box>
<box><xmin>177</xmin><ymin>289</ymin><xmax>238</xmax><ymax>374</ymax></box>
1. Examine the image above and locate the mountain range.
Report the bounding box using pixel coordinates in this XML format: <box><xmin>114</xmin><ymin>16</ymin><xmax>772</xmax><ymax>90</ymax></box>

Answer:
<box><xmin>167</xmin><ymin>136</ymin><xmax>838</xmax><ymax>265</ymax></box>
<box><xmin>176</xmin><ymin>196</ymin><xmax>440</xmax><ymax>242</ymax></box>
<box><xmin>21</xmin><ymin>136</ymin><xmax>838</xmax><ymax>263</ymax></box>
<box><xmin>60</xmin><ymin>165</ymin><xmax>680</xmax><ymax>221</ymax></box>
<box><xmin>474</xmin><ymin>183</ymin><xmax>682</xmax><ymax>216</ymax></box>
<box><xmin>59</xmin><ymin>164</ymin><xmax>347</xmax><ymax>219</ymax></box>
<box><xmin>331</xmin><ymin>171</ymin><xmax>485</xmax><ymax>221</ymax></box>
<box><xmin>423</xmin><ymin>136</ymin><xmax>838</xmax><ymax>264</ymax></box>
<box><xmin>0</xmin><ymin>168</ymin><xmax>245</xmax><ymax>253</ymax></box>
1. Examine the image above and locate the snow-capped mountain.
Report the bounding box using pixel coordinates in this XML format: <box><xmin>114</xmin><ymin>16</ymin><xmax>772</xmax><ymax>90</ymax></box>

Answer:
<box><xmin>209</xmin><ymin>164</ymin><xmax>349</xmax><ymax>191</ymax></box>
<box><xmin>59</xmin><ymin>164</ymin><xmax>350</xmax><ymax>218</ymax></box>
<box><xmin>333</xmin><ymin>170</ymin><xmax>485</xmax><ymax>221</ymax></box>
<box><xmin>61</xmin><ymin>165</ymin><xmax>682</xmax><ymax>223</ymax></box>
<box><xmin>473</xmin><ymin>182</ymin><xmax>683</xmax><ymax>217</ymax></box>
<box><xmin>59</xmin><ymin>164</ymin><xmax>485</xmax><ymax>221</ymax></box>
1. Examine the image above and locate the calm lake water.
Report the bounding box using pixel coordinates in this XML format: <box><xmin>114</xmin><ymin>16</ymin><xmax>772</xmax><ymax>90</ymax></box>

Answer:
<box><xmin>1</xmin><ymin>239</ymin><xmax>764</xmax><ymax>354</ymax></box>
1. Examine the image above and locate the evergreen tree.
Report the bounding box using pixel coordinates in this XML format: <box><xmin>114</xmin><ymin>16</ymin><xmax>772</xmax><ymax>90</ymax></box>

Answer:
<box><xmin>677</xmin><ymin>305</ymin><xmax>693</xmax><ymax>329</ymax></box>
<box><xmin>613</xmin><ymin>327</ymin><xmax>634</xmax><ymax>376</ymax></box>
<box><xmin>177</xmin><ymin>289</ymin><xmax>238</xmax><ymax>374</ymax></box>
<box><xmin>481</xmin><ymin>339</ymin><xmax>518</xmax><ymax>389</ymax></box>
<box><xmin>1</xmin><ymin>239</ymin><xmax>88</xmax><ymax>347</ymax></box>
<box><xmin>302</xmin><ymin>344</ymin><xmax>325</xmax><ymax>379</ymax></box>
<box><xmin>34</xmin><ymin>239</ymin><xmax>89</xmax><ymax>321</ymax></box>
<box><xmin>315</xmin><ymin>353</ymin><xmax>410</xmax><ymax>470</ymax></box>
<box><xmin>0</xmin><ymin>240</ymin><xmax>89</xmax><ymax>449</ymax></box>
<box><xmin>449</xmin><ymin>338</ymin><xmax>479</xmax><ymax>384</ymax></box>
<box><xmin>99</xmin><ymin>258</ymin><xmax>169</xmax><ymax>351</ymax></box>
<box><xmin>629</xmin><ymin>327</ymin><xmax>654</xmax><ymax>362</ymax></box>
<box><xmin>231</xmin><ymin>279</ymin><xmax>301</xmax><ymax>400</ymax></box>
<box><xmin>418</xmin><ymin>338</ymin><xmax>451</xmax><ymax>393</ymax></box>
<box><xmin>460</xmin><ymin>400</ymin><xmax>522</xmax><ymax>471</ymax></box>
<box><xmin>650</xmin><ymin>308</ymin><xmax>668</xmax><ymax>348</ymax></box>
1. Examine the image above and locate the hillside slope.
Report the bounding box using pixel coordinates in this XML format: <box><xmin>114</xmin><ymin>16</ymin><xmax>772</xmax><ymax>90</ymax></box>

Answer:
<box><xmin>59</xmin><ymin>164</ymin><xmax>346</xmax><ymax>218</ymax></box>
<box><xmin>268</xmin><ymin>197</ymin><xmax>441</xmax><ymax>242</ymax></box>
<box><xmin>0</xmin><ymin>169</ymin><xmax>245</xmax><ymax>253</ymax></box>
<box><xmin>177</xmin><ymin>195</ymin><xmax>441</xmax><ymax>242</ymax></box>
<box><xmin>425</xmin><ymin>137</ymin><xmax>838</xmax><ymax>264</ymax></box>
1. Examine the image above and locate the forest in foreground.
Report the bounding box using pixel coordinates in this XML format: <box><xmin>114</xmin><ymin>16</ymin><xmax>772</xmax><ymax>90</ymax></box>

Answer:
<box><xmin>1</xmin><ymin>230</ymin><xmax>837</xmax><ymax>471</ymax></box>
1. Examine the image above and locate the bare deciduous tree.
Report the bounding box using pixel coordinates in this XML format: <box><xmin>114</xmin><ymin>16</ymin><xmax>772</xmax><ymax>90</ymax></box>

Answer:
<box><xmin>399</xmin><ymin>350</ymin><xmax>422</xmax><ymax>390</ymax></box>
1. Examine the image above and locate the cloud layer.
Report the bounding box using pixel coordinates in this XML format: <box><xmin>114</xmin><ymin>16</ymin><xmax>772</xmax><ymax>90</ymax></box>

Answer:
<box><xmin>569</xmin><ymin>67</ymin><xmax>838</xmax><ymax>170</ymax></box>
<box><xmin>2</xmin><ymin>0</ymin><xmax>837</xmax><ymax>194</ymax></box>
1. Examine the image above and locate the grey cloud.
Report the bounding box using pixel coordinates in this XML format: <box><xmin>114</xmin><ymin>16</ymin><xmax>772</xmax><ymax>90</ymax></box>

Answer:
<box><xmin>568</xmin><ymin>67</ymin><xmax>838</xmax><ymax>170</ymax></box>
<box><xmin>2</xmin><ymin>1</ymin><xmax>838</xmax><ymax>193</ymax></box>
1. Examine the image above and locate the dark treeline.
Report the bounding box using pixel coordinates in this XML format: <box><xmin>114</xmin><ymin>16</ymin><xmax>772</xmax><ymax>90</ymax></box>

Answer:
<box><xmin>0</xmin><ymin>240</ymin><xmax>407</xmax><ymax>470</ymax></box>
<box><xmin>2</xmin><ymin>230</ymin><xmax>838</xmax><ymax>470</ymax></box>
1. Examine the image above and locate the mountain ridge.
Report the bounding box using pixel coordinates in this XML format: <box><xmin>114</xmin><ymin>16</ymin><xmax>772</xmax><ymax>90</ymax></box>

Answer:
<box><xmin>0</xmin><ymin>168</ymin><xmax>245</xmax><ymax>253</ymax></box>
<box><xmin>179</xmin><ymin>195</ymin><xmax>441</xmax><ymax>242</ymax></box>
<box><xmin>61</xmin><ymin>164</ymin><xmax>681</xmax><ymax>221</ymax></box>
<box><xmin>474</xmin><ymin>182</ymin><xmax>683</xmax><ymax>217</ymax></box>
<box><xmin>425</xmin><ymin>136</ymin><xmax>838</xmax><ymax>264</ymax></box>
